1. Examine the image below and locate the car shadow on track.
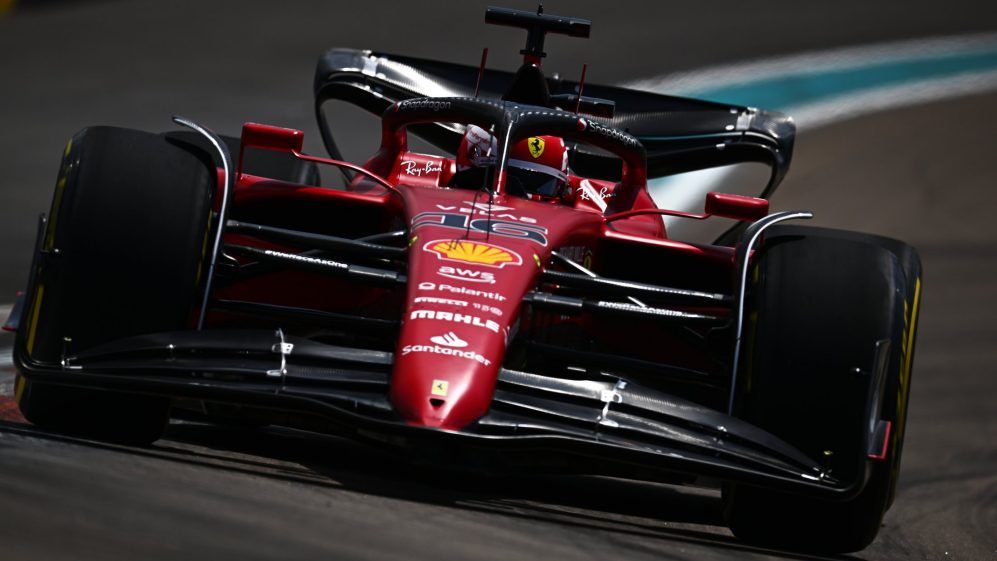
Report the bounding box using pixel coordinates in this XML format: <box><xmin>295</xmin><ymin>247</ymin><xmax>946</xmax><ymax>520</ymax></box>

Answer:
<box><xmin>0</xmin><ymin>418</ymin><xmax>863</xmax><ymax>561</ymax></box>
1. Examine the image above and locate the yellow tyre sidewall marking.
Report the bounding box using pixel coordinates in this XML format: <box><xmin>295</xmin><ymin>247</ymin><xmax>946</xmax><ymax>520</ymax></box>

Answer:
<box><xmin>25</xmin><ymin>284</ymin><xmax>44</xmax><ymax>356</ymax></box>
<box><xmin>28</xmin><ymin>137</ymin><xmax>73</xmax><ymax>356</ymax></box>
<box><xmin>895</xmin><ymin>277</ymin><xmax>921</xmax><ymax>443</ymax></box>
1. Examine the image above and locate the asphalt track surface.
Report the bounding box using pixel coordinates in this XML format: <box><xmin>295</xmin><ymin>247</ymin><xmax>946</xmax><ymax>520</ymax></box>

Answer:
<box><xmin>1</xmin><ymin>1</ymin><xmax>996</xmax><ymax>559</ymax></box>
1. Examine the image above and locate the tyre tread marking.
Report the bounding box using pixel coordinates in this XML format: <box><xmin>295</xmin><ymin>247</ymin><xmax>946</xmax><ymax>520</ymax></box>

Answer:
<box><xmin>895</xmin><ymin>277</ymin><xmax>921</xmax><ymax>449</ymax></box>
<box><xmin>25</xmin><ymin>284</ymin><xmax>44</xmax><ymax>356</ymax></box>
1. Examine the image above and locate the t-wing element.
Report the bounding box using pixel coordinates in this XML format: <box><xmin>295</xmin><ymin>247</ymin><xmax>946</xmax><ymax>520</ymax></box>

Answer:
<box><xmin>486</xmin><ymin>5</ymin><xmax>592</xmax><ymax>107</ymax></box>
<box><xmin>484</xmin><ymin>5</ymin><xmax>591</xmax><ymax>62</ymax></box>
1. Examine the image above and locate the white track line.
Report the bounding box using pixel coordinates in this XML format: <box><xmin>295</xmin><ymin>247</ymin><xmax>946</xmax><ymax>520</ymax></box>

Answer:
<box><xmin>626</xmin><ymin>32</ymin><xmax>997</xmax><ymax>95</ymax></box>
<box><xmin>633</xmin><ymin>32</ymin><xmax>997</xmax><ymax>242</ymax></box>
<box><xmin>628</xmin><ymin>31</ymin><xmax>997</xmax><ymax>131</ymax></box>
<box><xmin>0</xmin><ymin>304</ymin><xmax>13</xmax><ymax>369</ymax></box>
<box><xmin>788</xmin><ymin>68</ymin><xmax>997</xmax><ymax>130</ymax></box>
<box><xmin>0</xmin><ymin>303</ymin><xmax>14</xmax><ymax>399</ymax></box>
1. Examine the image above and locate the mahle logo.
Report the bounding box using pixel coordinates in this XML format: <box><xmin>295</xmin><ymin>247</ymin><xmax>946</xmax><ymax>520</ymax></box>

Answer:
<box><xmin>425</xmin><ymin>239</ymin><xmax>522</xmax><ymax>268</ymax></box>
<box><xmin>409</xmin><ymin>310</ymin><xmax>501</xmax><ymax>334</ymax></box>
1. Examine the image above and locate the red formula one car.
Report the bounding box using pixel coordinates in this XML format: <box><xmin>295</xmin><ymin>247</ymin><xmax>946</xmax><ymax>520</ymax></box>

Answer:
<box><xmin>4</xmin><ymin>6</ymin><xmax>921</xmax><ymax>554</ymax></box>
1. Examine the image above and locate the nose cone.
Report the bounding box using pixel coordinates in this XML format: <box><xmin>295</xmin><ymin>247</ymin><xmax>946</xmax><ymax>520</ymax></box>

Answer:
<box><xmin>391</xmin><ymin>259</ymin><xmax>518</xmax><ymax>430</ymax></box>
<box><xmin>391</xmin><ymin>328</ymin><xmax>504</xmax><ymax>429</ymax></box>
<box><xmin>391</xmin><ymin>192</ymin><xmax>570</xmax><ymax>430</ymax></box>
<box><xmin>391</xmin><ymin>236</ymin><xmax>537</xmax><ymax>430</ymax></box>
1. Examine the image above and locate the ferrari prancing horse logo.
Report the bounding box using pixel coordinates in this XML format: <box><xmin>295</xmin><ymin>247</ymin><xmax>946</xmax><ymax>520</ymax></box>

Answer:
<box><xmin>528</xmin><ymin>137</ymin><xmax>545</xmax><ymax>158</ymax></box>
<box><xmin>431</xmin><ymin>379</ymin><xmax>449</xmax><ymax>397</ymax></box>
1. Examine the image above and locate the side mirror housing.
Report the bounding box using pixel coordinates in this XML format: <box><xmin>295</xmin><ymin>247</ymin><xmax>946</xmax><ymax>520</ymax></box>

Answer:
<box><xmin>705</xmin><ymin>192</ymin><xmax>769</xmax><ymax>222</ymax></box>
<box><xmin>240</xmin><ymin>122</ymin><xmax>304</xmax><ymax>153</ymax></box>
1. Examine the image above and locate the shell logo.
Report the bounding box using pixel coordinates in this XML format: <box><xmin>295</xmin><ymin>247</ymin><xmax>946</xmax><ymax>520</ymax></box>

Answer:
<box><xmin>424</xmin><ymin>239</ymin><xmax>523</xmax><ymax>268</ymax></box>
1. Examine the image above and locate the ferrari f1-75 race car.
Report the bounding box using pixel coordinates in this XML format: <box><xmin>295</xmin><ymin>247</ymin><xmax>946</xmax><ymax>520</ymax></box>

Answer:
<box><xmin>4</xmin><ymin>5</ymin><xmax>921</xmax><ymax>554</ymax></box>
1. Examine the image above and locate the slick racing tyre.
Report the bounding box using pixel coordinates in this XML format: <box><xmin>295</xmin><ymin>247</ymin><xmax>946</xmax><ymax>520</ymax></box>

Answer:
<box><xmin>723</xmin><ymin>226</ymin><xmax>922</xmax><ymax>553</ymax></box>
<box><xmin>16</xmin><ymin>126</ymin><xmax>215</xmax><ymax>445</ymax></box>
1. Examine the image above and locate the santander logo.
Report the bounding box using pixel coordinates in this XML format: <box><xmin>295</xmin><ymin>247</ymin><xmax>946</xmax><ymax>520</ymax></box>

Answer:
<box><xmin>430</xmin><ymin>332</ymin><xmax>468</xmax><ymax>348</ymax></box>
<box><xmin>401</xmin><ymin>331</ymin><xmax>492</xmax><ymax>366</ymax></box>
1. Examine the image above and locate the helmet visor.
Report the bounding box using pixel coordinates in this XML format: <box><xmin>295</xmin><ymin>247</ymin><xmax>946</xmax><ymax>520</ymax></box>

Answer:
<box><xmin>507</xmin><ymin>167</ymin><xmax>566</xmax><ymax>198</ymax></box>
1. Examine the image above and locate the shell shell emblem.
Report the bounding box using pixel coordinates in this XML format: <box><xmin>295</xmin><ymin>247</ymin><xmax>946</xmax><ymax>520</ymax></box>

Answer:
<box><xmin>425</xmin><ymin>240</ymin><xmax>523</xmax><ymax>268</ymax></box>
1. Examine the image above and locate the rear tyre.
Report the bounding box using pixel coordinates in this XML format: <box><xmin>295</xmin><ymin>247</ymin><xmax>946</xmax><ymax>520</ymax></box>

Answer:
<box><xmin>723</xmin><ymin>226</ymin><xmax>922</xmax><ymax>553</ymax></box>
<box><xmin>17</xmin><ymin>126</ymin><xmax>215</xmax><ymax>445</ymax></box>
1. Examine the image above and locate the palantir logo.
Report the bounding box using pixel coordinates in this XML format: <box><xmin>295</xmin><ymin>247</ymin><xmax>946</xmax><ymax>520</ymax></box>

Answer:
<box><xmin>430</xmin><ymin>331</ymin><xmax>468</xmax><ymax>348</ymax></box>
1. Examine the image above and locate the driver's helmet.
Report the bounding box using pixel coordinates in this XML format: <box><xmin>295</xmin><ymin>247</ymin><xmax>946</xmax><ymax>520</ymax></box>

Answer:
<box><xmin>507</xmin><ymin>134</ymin><xmax>569</xmax><ymax>200</ymax></box>
<box><xmin>455</xmin><ymin>125</ymin><xmax>569</xmax><ymax>200</ymax></box>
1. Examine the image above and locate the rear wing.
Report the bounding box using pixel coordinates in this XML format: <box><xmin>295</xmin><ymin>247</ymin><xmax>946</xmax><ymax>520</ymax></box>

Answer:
<box><xmin>314</xmin><ymin>48</ymin><xmax>795</xmax><ymax>198</ymax></box>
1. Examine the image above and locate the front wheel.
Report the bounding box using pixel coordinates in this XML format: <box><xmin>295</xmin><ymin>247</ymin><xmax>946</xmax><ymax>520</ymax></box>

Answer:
<box><xmin>16</xmin><ymin>126</ymin><xmax>215</xmax><ymax>445</ymax></box>
<box><xmin>723</xmin><ymin>226</ymin><xmax>922</xmax><ymax>553</ymax></box>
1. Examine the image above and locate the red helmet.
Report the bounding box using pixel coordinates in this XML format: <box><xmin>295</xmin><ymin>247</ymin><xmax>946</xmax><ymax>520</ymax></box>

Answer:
<box><xmin>507</xmin><ymin>135</ymin><xmax>569</xmax><ymax>200</ymax></box>
<box><xmin>454</xmin><ymin>126</ymin><xmax>569</xmax><ymax>200</ymax></box>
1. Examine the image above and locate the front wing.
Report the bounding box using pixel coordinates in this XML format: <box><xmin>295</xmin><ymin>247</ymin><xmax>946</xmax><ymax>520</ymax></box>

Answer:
<box><xmin>14</xmin><ymin>327</ymin><xmax>871</xmax><ymax>500</ymax></box>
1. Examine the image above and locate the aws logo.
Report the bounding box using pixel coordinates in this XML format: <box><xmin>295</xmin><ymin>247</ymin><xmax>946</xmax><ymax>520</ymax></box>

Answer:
<box><xmin>424</xmin><ymin>239</ymin><xmax>523</xmax><ymax>268</ymax></box>
<box><xmin>437</xmin><ymin>266</ymin><xmax>495</xmax><ymax>284</ymax></box>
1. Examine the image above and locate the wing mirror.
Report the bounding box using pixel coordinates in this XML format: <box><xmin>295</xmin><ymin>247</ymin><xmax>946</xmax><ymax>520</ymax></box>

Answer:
<box><xmin>705</xmin><ymin>192</ymin><xmax>769</xmax><ymax>222</ymax></box>
<box><xmin>240</xmin><ymin>122</ymin><xmax>304</xmax><ymax>153</ymax></box>
<box><xmin>237</xmin><ymin>123</ymin><xmax>306</xmax><ymax>179</ymax></box>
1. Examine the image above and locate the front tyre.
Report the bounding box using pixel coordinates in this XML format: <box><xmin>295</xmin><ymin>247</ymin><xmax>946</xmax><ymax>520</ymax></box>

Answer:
<box><xmin>16</xmin><ymin>126</ymin><xmax>215</xmax><ymax>445</ymax></box>
<box><xmin>723</xmin><ymin>226</ymin><xmax>922</xmax><ymax>553</ymax></box>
